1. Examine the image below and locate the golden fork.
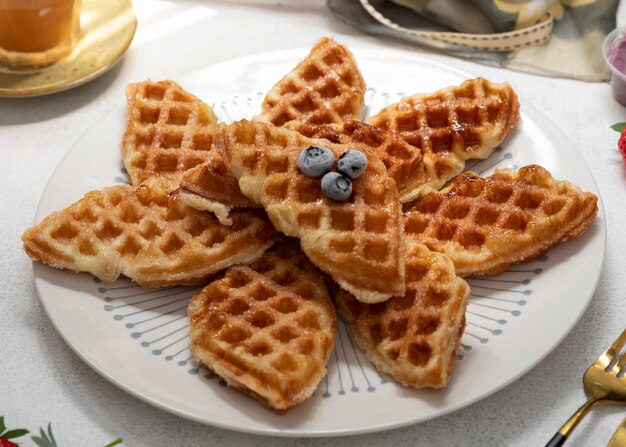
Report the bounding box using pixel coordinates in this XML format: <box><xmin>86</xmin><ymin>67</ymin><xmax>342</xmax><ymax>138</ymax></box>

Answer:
<box><xmin>545</xmin><ymin>328</ymin><xmax>626</xmax><ymax>447</ymax></box>
<box><xmin>607</xmin><ymin>418</ymin><xmax>626</xmax><ymax>447</ymax></box>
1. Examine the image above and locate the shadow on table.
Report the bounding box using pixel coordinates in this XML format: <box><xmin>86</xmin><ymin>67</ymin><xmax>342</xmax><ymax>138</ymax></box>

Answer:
<box><xmin>0</xmin><ymin>60</ymin><xmax>123</xmax><ymax>126</ymax></box>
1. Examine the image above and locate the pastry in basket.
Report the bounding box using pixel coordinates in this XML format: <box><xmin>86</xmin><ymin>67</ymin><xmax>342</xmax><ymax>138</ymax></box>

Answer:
<box><xmin>334</xmin><ymin>240</ymin><xmax>469</xmax><ymax>389</ymax></box>
<box><xmin>22</xmin><ymin>177</ymin><xmax>276</xmax><ymax>286</ymax></box>
<box><xmin>219</xmin><ymin>119</ymin><xmax>406</xmax><ymax>304</ymax></box>
<box><xmin>368</xmin><ymin>77</ymin><xmax>520</xmax><ymax>196</ymax></box>
<box><xmin>286</xmin><ymin>120</ymin><xmax>425</xmax><ymax>203</ymax></box>
<box><xmin>403</xmin><ymin>165</ymin><xmax>598</xmax><ymax>276</ymax></box>
<box><xmin>255</xmin><ymin>37</ymin><xmax>366</xmax><ymax>126</ymax></box>
<box><xmin>122</xmin><ymin>80</ymin><xmax>219</xmax><ymax>185</ymax></box>
<box><xmin>188</xmin><ymin>240</ymin><xmax>336</xmax><ymax>413</ymax></box>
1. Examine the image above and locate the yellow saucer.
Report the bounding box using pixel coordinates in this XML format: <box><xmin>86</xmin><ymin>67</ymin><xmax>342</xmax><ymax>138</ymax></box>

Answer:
<box><xmin>0</xmin><ymin>0</ymin><xmax>136</xmax><ymax>98</ymax></box>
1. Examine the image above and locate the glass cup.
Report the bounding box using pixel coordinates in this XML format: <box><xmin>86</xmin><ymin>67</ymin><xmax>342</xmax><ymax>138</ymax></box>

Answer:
<box><xmin>603</xmin><ymin>26</ymin><xmax>626</xmax><ymax>106</ymax></box>
<box><xmin>0</xmin><ymin>0</ymin><xmax>81</xmax><ymax>68</ymax></box>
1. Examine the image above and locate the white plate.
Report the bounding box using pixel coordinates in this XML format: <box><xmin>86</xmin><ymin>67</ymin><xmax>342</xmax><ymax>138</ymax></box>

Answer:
<box><xmin>32</xmin><ymin>48</ymin><xmax>606</xmax><ymax>437</ymax></box>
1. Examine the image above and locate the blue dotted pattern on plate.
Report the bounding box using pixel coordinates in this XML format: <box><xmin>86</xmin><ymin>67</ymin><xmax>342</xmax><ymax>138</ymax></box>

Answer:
<box><xmin>104</xmin><ymin>88</ymin><xmax>543</xmax><ymax>396</ymax></box>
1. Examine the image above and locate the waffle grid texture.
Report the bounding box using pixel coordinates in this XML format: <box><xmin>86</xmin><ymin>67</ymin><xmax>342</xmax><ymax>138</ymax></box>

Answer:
<box><xmin>404</xmin><ymin>165</ymin><xmax>599</xmax><ymax>276</ymax></box>
<box><xmin>22</xmin><ymin>178</ymin><xmax>276</xmax><ymax>286</ymax></box>
<box><xmin>335</xmin><ymin>240</ymin><xmax>469</xmax><ymax>389</ymax></box>
<box><xmin>188</xmin><ymin>242</ymin><xmax>336</xmax><ymax>412</ymax></box>
<box><xmin>220</xmin><ymin>120</ymin><xmax>406</xmax><ymax>304</ymax></box>
<box><xmin>255</xmin><ymin>37</ymin><xmax>366</xmax><ymax>126</ymax></box>
<box><xmin>122</xmin><ymin>80</ymin><xmax>219</xmax><ymax>185</ymax></box>
<box><xmin>368</xmin><ymin>77</ymin><xmax>520</xmax><ymax>198</ymax></box>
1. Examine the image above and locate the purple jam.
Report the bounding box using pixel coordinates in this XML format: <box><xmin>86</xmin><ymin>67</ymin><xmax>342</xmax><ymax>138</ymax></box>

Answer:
<box><xmin>609</xmin><ymin>37</ymin><xmax>626</xmax><ymax>74</ymax></box>
<box><xmin>608</xmin><ymin>35</ymin><xmax>626</xmax><ymax>106</ymax></box>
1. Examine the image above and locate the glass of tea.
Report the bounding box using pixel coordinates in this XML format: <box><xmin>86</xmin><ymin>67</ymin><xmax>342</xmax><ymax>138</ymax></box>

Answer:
<box><xmin>0</xmin><ymin>0</ymin><xmax>82</xmax><ymax>68</ymax></box>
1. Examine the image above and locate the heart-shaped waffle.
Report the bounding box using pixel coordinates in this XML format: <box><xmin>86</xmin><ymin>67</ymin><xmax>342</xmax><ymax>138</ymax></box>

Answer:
<box><xmin>121</xmin><ymin>80</ymin><xmax>219</xmax><ymax>185</ymax></box>
<box><xmin>22</xmin><ymin>178</ymin><xmax>276</xmax><ymax>286</ymax></box>
<box><xmin>219</xmin><ymin>119</ymin><xmax>406</xmax><ymax>304</ymax></box>
<box><xmin>188</xmin><ymin>240</ymin><xmax>336</xmax><ymax>412</ymax></box>
<box><xmin>404</xmin><ymin>165</ymin><xmax>598</xmax><ymax>276</ymax></box>
<box><xmin>255</xmin><ymin>37</ymin><xmax>366</xmax><ymax>126</ymax></box>
<box><xmin>335</xmin><ymin>240</ymin><xmax>469</xmax><ymax>388</ymax></box>
<box><xmin>368</xmin><ymin>77</ymin><xmax>520</xmax><ymax>196</ymax></box>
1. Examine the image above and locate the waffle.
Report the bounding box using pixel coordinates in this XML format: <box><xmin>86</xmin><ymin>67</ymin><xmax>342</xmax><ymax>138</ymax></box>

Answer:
<box><xmin>254</xmin><ymin>37</ymin><xmax>366</xmax><ymax>126</ymax></box>
<box><xmin>286</xmin><ymin>120</ymin><xmax>425</xmax><ymax>203</ymax></box>
<box><xmin>368</xmin><ymin>77</ymin><xmax>520</xmax><ymax>197</ymax></box>
<box><xmin>219</xmin><ymin>120</ymin><xmax>406</xmax><ymax>304</ymax></box>
<box><xmin>122</xmin><ymin>80</ymin><xmax>219</xmax><ymax>185</ymax></box>
<box><xmin>188</xmin><ymin>240</ymin><xmax>336</xmax><ymax>412</ymax></box>
<box><xmin>404</xmin><ymin>165</ymin><xmax>598</xmax><ymax>276</ymax></box>
<box><xmin>22</xmin><ymin>178</ymin><xmax>276</xmax><ymax>286</ymax></box>
<box><xmin>335</xmin><ymin>240</ymin><xmax>469</xmax><ymax>388</ymax></box>
<box><xmin>177</xmin><ymin>158</ymin><xmax>259</xmax><ymax>226</ymax></box>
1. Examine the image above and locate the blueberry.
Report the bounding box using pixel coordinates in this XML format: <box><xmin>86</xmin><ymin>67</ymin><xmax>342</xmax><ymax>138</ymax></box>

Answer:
<box><xmin>298</xmin><ymin>146</ymin><xmax>334</xmax><ymax>178</ymax></box>
<box><xmin>337</xmin><ymin>150</ymin><xmax>368</xmax><ymax>179</ymax></box>
<box><xmin>321</xmin><ymin>172</ymin><xmax>352</xmax><ymax>202</ymax></box>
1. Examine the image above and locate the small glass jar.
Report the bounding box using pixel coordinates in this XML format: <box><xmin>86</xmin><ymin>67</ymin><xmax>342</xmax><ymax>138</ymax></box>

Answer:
<box><xmin>0</xmin><ymin>0</ymin><xmax>81</xmax><ymax>68</ymax></box>
<box><xmin>603</xmin><ymin>26</ymin><xmax>626</xmax><ymax>106</ymax></box>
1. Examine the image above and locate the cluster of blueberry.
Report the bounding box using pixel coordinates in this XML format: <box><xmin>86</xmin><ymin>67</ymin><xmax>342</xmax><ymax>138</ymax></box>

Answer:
<box><xmin>297</xmin><ymin>146</ymin><xmax>368</xmax><ymax>202</ymax></box>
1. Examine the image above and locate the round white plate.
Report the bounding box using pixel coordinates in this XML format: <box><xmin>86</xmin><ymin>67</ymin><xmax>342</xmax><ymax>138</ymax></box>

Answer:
<box><xmin>32</xmin><ymin>48</ymin><xmax>606</xmax><ymax>437</ymax></box>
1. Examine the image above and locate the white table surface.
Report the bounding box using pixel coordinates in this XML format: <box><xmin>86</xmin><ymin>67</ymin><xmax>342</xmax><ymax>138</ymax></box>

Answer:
<box><xmin>3</xmin><ymin>1</ymin><xmax>626</xmax><ymax>445</ymax></box>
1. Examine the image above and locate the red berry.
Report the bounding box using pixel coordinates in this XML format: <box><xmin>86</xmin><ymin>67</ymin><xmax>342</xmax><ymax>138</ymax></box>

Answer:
<box><xmin>619</xmin><ymin>127</ymin><xmax>626</xmax><ymax>166</ymax></box>
<box><xmin>0</xmin><ymin>439</ymin><xmax>19</xmax><ymax>447</ymax></box>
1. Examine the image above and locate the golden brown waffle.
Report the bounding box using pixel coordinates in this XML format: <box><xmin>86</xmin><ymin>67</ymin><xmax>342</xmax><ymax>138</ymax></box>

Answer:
<box><xmin>219</xmin><ymin>120</ymin><xmax>406</xmax><ymax>304</ymax></box>
<box><xmin>22</xmin><ymin>178</ymin><xmax>276</xmax><ymax>286</ymax></box>
<box><xmin>368</xmin><ymin>77</ymin><xmax>520</xmax><ymax>196</ymax></box>
<box><xmin>122</xmin><ymin>80</ymin><xmax>219</xmax><ymax>185</ymax></box>
<box><xmin>404</xmin><ymin>165</ymin><xmax>598</xmax><ymax>276</ymax></box>
<box><xmin>286</xmin><ymin>120</ymin><xmax>425</xmax><ymax>203</ymax></box>
<box><xmin>255</xmin><ymin>37</ymin><xmax>366</xmax><ymax>126</ymax></box>
<box><xmin>178</xmin><ymin>38</ymin><xmax>366</xmax><ymax>223</ymax></box>
<box><xmin>335</xmin><ymin>240</ymin><xmax>469</xmax><ymax>389</ymax></box>
<box><xmin>188</xmin><ymin>240</ymin><xmax>336</xmax><ymax>412</ymax></box>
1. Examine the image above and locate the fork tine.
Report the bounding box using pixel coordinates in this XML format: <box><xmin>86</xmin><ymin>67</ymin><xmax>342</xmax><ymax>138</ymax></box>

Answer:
<box><xmin>602</xmin><ymin>327</ymin><xmax>626</xmax><ymax>367</ymax></box>
<box><xmin>614</xmin><ymin>353</ymin><xmax>626</xmax><ymax>376</ymax></box>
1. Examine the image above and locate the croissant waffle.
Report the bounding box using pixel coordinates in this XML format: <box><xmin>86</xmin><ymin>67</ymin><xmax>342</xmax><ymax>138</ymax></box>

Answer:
<box><xmin>219</xmin><ymin>120</ymin><xmax>406</xmax><ymax>304</ymax></box>
<box><xmin>335</xmin><ymin>240</ymin><xmax>469</xmax><ymax>388</ymax></box>
<box><xmin>22</xmin><ymin>178</ymin><xmax>276</xmax><ymax>286</ymax></box>
<box><xmin>188</xmin><ymin>241</ymin><xmax>336</xmax><ymax>412</ymax></box>
<box><xmin>404</xmin><ymin>165</ymin><xmax>599</xmax><ymax>277</ymax></box>
<box><xmin>122</xmin><ymin>80</ymin><xmax>219</xmax><ymax>185</ymax></box>
<box><xmin>255</xmin><ymin>37</ymin><xmax>366</xmax><ymax>126</ymax></box>
<box><xmin>286</xmin><ymin>120</ymin><xmax>425</xmax><ymax>203</ymax></box>
<box><xmin>368</xmin><ymin>77</ymin><xmax>520</xmax><ymax>196</ymax></box>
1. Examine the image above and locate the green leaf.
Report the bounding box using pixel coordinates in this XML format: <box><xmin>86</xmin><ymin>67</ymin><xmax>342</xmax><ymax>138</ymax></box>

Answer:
<box><xmin>2</xmin><ymin>428</ymin><xmax>30</xmax><ymax>440</ymax></box>
<box><xmin>104</xmin><ymin>438</ymin><xmax>123</xmax><ymax>447</ymax></box>
<box><xmin>31</xmin><ymin>428</ymin><xmax>47</xmax><ymax>447</ymax></box>
<box><xmin>46</xmin><ymin>423</ymin><xmax>57</xmax><ymax>447</ymax></box>
<box><xmin>0</xmin><ymin>416</ymin><xmax>6</xmax><ymax>435</ymax></box>
<box><xmin>31</xmin><ymin>424</ymin><xmax>57</xmax><ymax>447</ymax></box>
<box><xmin>611</xmin><ymin>122</ymin><xmax>626</xmax><ymax>132</ymax></box>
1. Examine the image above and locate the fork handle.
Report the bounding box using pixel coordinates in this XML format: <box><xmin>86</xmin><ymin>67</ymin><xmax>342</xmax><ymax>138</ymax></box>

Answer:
<box><xmin>545</xmin><ymin>433</ymin><xmax>567</xmax><ymax>447</ymax></box>
<box><xmin>544</xmin><ymin>398</ymin><xmax>600</xmax><ymax>447</ymax></box>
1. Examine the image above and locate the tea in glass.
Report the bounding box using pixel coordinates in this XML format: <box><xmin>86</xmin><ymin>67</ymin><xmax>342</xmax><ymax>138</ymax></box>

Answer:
<box><xmin>0</xmin><ymin>0</ymin><xmax>81</xmax><ymax>67</ymax></box>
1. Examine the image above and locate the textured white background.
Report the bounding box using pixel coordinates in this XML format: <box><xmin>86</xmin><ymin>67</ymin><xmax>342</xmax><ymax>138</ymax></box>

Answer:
<box><xmin>2</xmin><ymin>1</ymin><xmax>626</xmax><ymax>446</ymax></box>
